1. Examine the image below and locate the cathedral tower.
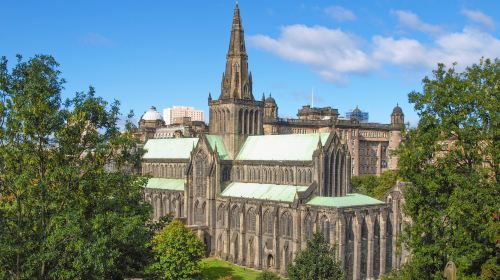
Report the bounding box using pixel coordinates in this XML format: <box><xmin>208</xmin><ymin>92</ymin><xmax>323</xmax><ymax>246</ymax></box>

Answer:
<box><xmin>209</xmin><ymin>3</ymin><xmax>264</xmax><ymax>159</ymax></box>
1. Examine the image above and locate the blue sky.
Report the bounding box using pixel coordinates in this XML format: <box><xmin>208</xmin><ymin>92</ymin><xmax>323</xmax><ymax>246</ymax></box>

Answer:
<box><xmin>1</xmin><ymin>0</ymin><xmax>499</xmax><ymax>126</ymax></box>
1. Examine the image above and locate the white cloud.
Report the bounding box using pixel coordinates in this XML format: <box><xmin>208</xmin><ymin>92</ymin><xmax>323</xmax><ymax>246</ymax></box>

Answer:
<box><xmin>374</xmin><ymin>27</ymin><xmax>500</xmax><ymax>69</ymax></box>
<box><xmin>248</xmin><ymin>25</ymin><xmax>374</xmax><ymax>82</ymax></box>
<box><xmin>393</xmin><ymin>10</ymin><xmax>442</xmax><ymax>34</ymax></box>
<box><xmin>249</xmin><ymin>11</ymin><xmax>500</xmax><ymax>83</ymax></box>
<box><xmin>462</xmin><ymin>9</ymin><xmax>495</xmax><ymax>29</ymax></box>
<box><xmin>325</xmin><ymin>6</ymin><xmax>356</xmax><ymax>22</ymax></box>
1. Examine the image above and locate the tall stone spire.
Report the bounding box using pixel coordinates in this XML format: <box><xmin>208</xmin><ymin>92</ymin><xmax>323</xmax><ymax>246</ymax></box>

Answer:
<box><xmin>220</xmin><ymin>2</ymin><xmax>253</xmax><ymax>100</ymax></box>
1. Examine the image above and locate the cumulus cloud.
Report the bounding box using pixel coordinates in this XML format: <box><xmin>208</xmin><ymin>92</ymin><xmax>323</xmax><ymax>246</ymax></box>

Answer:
<box><xmin>393</xmin><ymin>10</ymin><xmax>442</xmax><ymax>34</ymax></box>
<box><xmin>249</xmin><ymin>10</ymin><xmax>500</xmax><ymax>83</ymax></box>
<box><xmin>325</xmin><ymin>6</ymin><xmax>356</xmax><ymax>22</ymax></box>
<box><xmin>462</xmin><ymin>9</ymin><xmax>495</xmax><ymax>29</ymax></box>
<box><xmin>374</xmin><ymin>27</ymin><xmax>500</xmax><ymax>69</ymax></box>
<box><xmin>249</xmin><ymin>25</ymin><xmax>374</xmax><ymax>82</ymax></box>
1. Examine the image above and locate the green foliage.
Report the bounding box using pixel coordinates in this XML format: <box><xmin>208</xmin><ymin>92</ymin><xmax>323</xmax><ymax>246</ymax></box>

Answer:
<box><xmin>396</xmin><ymin>58</ymin><xmax>500</xmax><ymax>279</ymax></box>
<box><xmin>147</xmin><ymin>212</ymin><xmax>174</xmax><ymax>234</ymax></box>
<box><xmin>201</xmin><ymin>258</ymin><xmax>264</xmax><ymax>280</ymax></box>
<box><xmin>0</xmin><ymin>55</ymin><xmax>151</xmax><ymax>279</ymax></box>
<box><xmin>351</xmin><ymin>170</ymin><xmax>399</xmax><ymax>199</ymax></box>
<box><xmin>256</xmin><ymin>270</ymin><xmax>281</xmax><ymax>280</ymax></box>
<box><xmin>287</xmin><ymin>233</ymin><xmax>344</xmax><ymax>280</ymax></box>
<box><xmin>147</xmin><ymin>220</ymin><xmax>205</xmax><ymax>280</ymax></box>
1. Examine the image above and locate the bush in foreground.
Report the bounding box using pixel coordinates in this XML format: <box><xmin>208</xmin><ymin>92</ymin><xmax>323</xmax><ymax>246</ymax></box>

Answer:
<box><xmin>147</xmin><ymin>220</ymin><xmax>205</xmax><ymax>280</ymax></box>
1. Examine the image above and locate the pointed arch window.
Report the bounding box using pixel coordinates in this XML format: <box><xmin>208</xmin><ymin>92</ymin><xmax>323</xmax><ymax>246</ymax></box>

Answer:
<box><xmin>247</xmin><ymin>208</ymin><xmax>256</xmax><ymax>232</ymax></box>
<box><xmin>194</xmin><ymin>153</ymin><xmax>207</xmax><ymax>197</ymax></box>
<box><xmin>263</xmin><ymin>210</ymin><xmax>274</xmax><ymax>235</ymax></box>
<box><xmin>280</xmin><ymin>212</ymin><xmax>293</xmax><ymax>238</ymax></box>
<box><xmin>231</xmin><ymin>205</ymin><xmax>240</xmax><ymax>230</ymax></box>
<box><xmin>304</xmin><ymin>214</ymin><xmax>314</xmax><ymax>240</ymax></box>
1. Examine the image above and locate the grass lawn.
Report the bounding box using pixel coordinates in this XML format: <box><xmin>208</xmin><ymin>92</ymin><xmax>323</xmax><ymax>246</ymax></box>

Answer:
<box><xmin>201</xmin><ymin>258</ymin><xmax>272</xmax><ymax>280</ymax></box>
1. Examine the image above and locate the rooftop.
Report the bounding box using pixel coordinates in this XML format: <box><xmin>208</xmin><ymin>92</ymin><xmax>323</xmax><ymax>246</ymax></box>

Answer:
<box><xmin>145</xmin><ymin>178</ymin><xmax>185</xmax><ymax>191</ymax></box>
<box><xmin>236</xmin><ymin>133</ymin><xmax>330</xmax><ymax>161</ymax></box>
<box><xmin>220</xmin><ymin>182</ymin><xmax>309</xmax><ymax>203</ymax></box>
<box><xmin>306</xmin><ymin>193</ymin><xmax>384</xmax><ymax>208</ymax></box>
<box><xmin>143</xmin><ymin>138</ymin><xmax>198</xmax><ymax>159</ymax></box>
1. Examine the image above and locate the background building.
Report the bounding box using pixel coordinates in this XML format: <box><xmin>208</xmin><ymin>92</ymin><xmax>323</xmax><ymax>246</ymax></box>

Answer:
<box><xmin>163</xmin><ymin>106</ymin><xmax>204</xmax><ymax>125</ymax></box>
<box><xmin>346</xmin><ymin>106</ymin><xmax>369</xmax><ymax>123</ymax></box>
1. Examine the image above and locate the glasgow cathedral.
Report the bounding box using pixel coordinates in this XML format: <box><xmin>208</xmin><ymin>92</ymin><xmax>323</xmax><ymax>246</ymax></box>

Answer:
<box><xmin>139</xmin><ymin>3</ymin><xmax>407</xmax><ymax>279</ymax></box>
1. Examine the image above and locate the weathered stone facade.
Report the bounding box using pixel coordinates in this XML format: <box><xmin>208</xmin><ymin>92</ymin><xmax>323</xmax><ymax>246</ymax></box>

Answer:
<box><xmin>142</xmin><ymin>4</ymin><xmax>405</xmax><ymax>279</ymax></box>
<box><xmin>263</xmin><ymin>101</ymin><xmax>405</xmax><ymax>176</ymax></box>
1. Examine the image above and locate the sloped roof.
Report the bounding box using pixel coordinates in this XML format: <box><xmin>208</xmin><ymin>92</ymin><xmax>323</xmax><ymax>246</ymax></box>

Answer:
<box><xmin>306</xmin><ymin>193</ymin><xmax>384</xmax><ymax>208</ymax></box>
<box><xmin>220</xmin><ymin>182</ymin><xmax>308</xmax><ymax>202</ymax></box>
<box><xmin>145</xmin><ymin>178</ymin><xmax>185</xmax><ymax>191</ymax></box>
<box><xmin>143</xmin><ymin>138</ymin><xmax>198</xmax><ymax>159</ymax></box>
<box><xmin>236</xmin><ymin>133</ymin><xmax>330</xmax><ymax>161</ymax></box>
<box><xmin>206</xmin><ymin>134</ymin><xmax>231</xmax><ymax>160</ymax></box>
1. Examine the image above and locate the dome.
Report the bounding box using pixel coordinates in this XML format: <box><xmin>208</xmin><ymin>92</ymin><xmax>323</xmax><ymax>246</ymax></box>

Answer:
<box><xmin>392</xmin><ymin>104</ymin><xmax>403</xmax><ymax>115</ymax></box>
<box><xmin>352</xmin><ymin>106</ymin><xmax>362</xmax><ymax>114</ymax></box>
<box><xmin>265</xmin><ymin>94</ymin><xmax>276</xmax><ymax>104</ymax></box>
<box><xmin>141</xmin><ymin>106</ymin><xmax>162</xmax><ymax>121</ymax></box>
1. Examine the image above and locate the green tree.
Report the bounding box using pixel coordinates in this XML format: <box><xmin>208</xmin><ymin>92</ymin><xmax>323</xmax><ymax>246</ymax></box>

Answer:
<box><xmin>396</xmin><ymin>58</ymin><xmax>500</xmax><ymax>279</ymax></box>
<box><xmin>287</xmin><ymin>233</ymin><xmax>344</xmax><ymax>280</ymax></box>
<box><xmin>256</xmin><ymin>270</ymin><xmax>282</xmax><ymax>280</ymax></box>
<box><xmin>0</xmin><ymin>55</ymin><xmax>151</xmax><ymax>279</ymax></box>
<box><xmin>351</xmin><ymin>170</ymin><xmax>399</xmax><ymax>199</ymax></box>
<box><xmin>147</xmin><ymin>220</ymin><xmax>205</xmax><ymax>280</ymax></box>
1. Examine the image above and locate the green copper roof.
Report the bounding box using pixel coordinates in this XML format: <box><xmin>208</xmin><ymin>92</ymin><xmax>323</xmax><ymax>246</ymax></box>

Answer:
<box><xmin>236</xmin><ymin>133</ymin><xmax>330</xmax><ymax>161</ymax></box>
<box><xmin>206</xmin><ymin>134</ymin><xmax>231</xmax><ymax>160</ymax></box>
<box><xmin>306</xmin><ymin>193</ymin><xmax>384</xmax><ymax>208</ymax></box>
<box><xmin>143</xmin><ymin>138</ymin><xmax>198</xmax><ymax>159</ymax></box>
<box><xmin>220</xmin><ymin>182</ymin><xmax>308</xmax><ymax>202</ymax></box>
<box><xmin>145</xmin><ymin>178</ymin><xmax>185</xmax><ymax>191</ymax></box>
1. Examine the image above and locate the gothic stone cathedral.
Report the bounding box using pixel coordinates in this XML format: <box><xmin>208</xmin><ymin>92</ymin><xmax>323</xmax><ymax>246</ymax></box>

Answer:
<box><xmin>142</xmin><ymin>4</ymin><xmax>406</xmax><ymax>280</ymax></box>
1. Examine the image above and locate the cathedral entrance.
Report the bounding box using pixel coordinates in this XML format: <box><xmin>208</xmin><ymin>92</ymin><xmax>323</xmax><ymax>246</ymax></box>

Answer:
<box><xmin>266</xmin><ymin>254</ymin><xmax>274</xmax><ymax>269</ymax></box>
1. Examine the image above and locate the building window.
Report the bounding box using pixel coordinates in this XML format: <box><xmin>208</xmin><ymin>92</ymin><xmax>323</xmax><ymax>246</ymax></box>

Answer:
<box><xmin>195</xmin><ymin>153</ymin><xmax>207</xmax><ymax>197</ymax></box>
<box><xmin>280</xmin><ymin>212</ymin><xmax>293</xmax><ymax>238</ymax></box>
<box><xmin>304</xmin><ymin>214</ymin><xmax>313</xmax><ymax>240</ymax></box>
<box><xmin>247</xmin><ymin>208</ymin><xmax>256</xmax><ymax>232</ymax></box>
<box><xmin>217</xmin><ymin>204</ymin><xmax>225</xmax><ymax>227</ymax></box>
<box><xmin>263</xmin><ymin>210</ymin><xmax>274</xmax><ymax>235</ymax></box>
<box><xmin>231</xmin><ymin>205</ymin><xmax>240</xmax><ymax>230</ymax></box>
<box><xmin>194</xmin><ymin>202</ymin><xmax>205</xmax><ymax>225</ymax></box>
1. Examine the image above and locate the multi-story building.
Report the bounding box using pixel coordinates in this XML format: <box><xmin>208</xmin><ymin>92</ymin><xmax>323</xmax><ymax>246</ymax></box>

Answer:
<box><xmin>263</xmin><ymin>98</ymin><xmax>404</xmax><ymax>176</ymax></box>
<box><xmin>141</xmin><ymin>4</ymin><xmax>406</xmax><ymax>279</ymax></box>
<box><xmin>163</xmin><ymin>106</ymin><xmax>204</xmax><ymax>125</ymax></box>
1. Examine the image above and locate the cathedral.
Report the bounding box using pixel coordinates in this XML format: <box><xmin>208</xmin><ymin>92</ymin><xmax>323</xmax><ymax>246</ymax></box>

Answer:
<box><xmin>141</xmin><ymin>3</ymin><xmax>406</xmax><ymax>279</ymax></box>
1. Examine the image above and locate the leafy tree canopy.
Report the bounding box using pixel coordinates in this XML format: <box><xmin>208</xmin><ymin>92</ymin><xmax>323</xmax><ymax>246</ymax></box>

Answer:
<box><xmin>395</xmin><ymin>58</ymin><xmax>500</xmax><ymax>279</ymax></box>
<box><xmin>287</xmin><ymin>233</ymin><xmax>344</xmax><ymax>280</ymax></box>
<box><xmin>351</xmin><ymin>170</ymin><xmax>399</xmax><ymax>199</ymax></box>
<box><xmin>147</xmin><ymin>220</ymin><xmax>205</xmax><ymax>280</ymax></box>
<box><xmin>0</xmin><ymin>55</ymin><xmax>151</xmax><ymax>279</ymax></box>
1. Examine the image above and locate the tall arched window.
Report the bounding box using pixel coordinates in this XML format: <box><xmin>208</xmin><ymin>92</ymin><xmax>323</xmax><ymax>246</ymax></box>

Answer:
<box><xmin>304</xmin><ymin>214</ymin><xmax>313</xmax><ymax>240</ymax></box>
<box><xmin>280</xmin><ymin>212</ymin><xmax>293</xmax><ymax>238</ymax></box>
<box><xmin>361</xmin><ymin>217</ymin><xmax>368</xmax><ymax>278</ymax></box>
<box><xmin>194</xmin><ymin>201</ymin><xmax>205</xmax><ymax>225</ymax></box>
<box><xmin>386</xmin><ymin>213</ymin><xmax>393</xmax><ymax>272</ymax></box>
<box><xmin>263</xmin><ymin>210</ymin><xmax>274</xmax><ymax>235</ymax></box>
<box><xmin>231</xmin><ymin>205</ymin><xmax>240</xmax><ymax>230</ymax></box>
<box><xmin>247</xmin><ymin>208</ymin><xmax>256</xmax><ymax>232</ymax></box>
<box><xmin>195</xmin><ymin>153</ymin><xmax>207</xmax><ymax>197</ymax></box>
<box><xmin>373</xmin><ymin>217</ymin><xmax>381</xmax><ymax>277</ymax></box>
<box><xmin>320</xmin><ymin>215</ymin><xmax>330</xmax><ymax>243</ymax></box>
<box><xmin>217</xmin><ymin>204</ymin><xmax>225</xmax><ymax>227</ymax></box>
